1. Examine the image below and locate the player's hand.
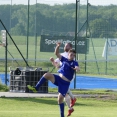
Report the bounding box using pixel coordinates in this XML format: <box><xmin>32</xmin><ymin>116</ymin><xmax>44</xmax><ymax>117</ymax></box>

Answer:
<box><xmin>71</xmin><ymin>67</ymin><xmax>80</xmax><ymax>72</ymax></box>
<box><xmin>55</xmin><ymin>63</ymin><xmax>60</xmax><ymax>68</ymax></box>
<box><xmin>56</xmin><ymin>42</ymin><xmax>61</xmax><ymax>47</ymax></box>
<box><xmin>71</xmin><ymin>67</ymin><xmax>76</xmax><ymax>71</ymax></box>
<box><xmin>50</xmin><ymin>57</ymin><xmax>54</xmax><ymax>62</ymax></box>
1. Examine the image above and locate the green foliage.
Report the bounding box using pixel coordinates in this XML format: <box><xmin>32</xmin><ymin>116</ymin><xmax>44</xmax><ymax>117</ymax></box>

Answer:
<box><xmin>0</xmin><ymin>4</ymin><xmax>117</xmax><ymax>37</ymax></box>
<box><xmin>0</xmin><ymin>81</ymin><xmax>9</xmax><ymax>92</ymax></box>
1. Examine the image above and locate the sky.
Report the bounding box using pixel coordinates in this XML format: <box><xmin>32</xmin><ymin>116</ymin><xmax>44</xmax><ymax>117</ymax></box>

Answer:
<box><xmin>0</xmin><ymin>0</ymin><xmax>117</xmax><ymax>6</ymax></box>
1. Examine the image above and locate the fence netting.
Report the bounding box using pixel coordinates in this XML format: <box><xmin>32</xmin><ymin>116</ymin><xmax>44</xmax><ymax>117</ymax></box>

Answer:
<box><xmin>0</xmin><ymin>0</ymin><xmax>117</xmax><ymax>77</ymax></box>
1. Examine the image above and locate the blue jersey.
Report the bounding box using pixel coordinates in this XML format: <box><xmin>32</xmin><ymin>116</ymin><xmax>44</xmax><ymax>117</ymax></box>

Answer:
<box><xmin>58</xmin><ymin>56</ymin><xmax>79</xmax><ymax>81</ymax></box>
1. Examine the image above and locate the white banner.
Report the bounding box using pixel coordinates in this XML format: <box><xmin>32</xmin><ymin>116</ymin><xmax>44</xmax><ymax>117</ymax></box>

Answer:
<box><xmin>102</xmin><ymin>38</ymin><xmax>117</xmax><ymax>57</ymax></box>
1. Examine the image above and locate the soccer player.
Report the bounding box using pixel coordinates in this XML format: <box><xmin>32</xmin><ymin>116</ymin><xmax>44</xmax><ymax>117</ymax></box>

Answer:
<box><xmin>50</xmin><ymin>42</ymin><xmax>77</xmax><ymax>116</ymax></box>
<box><xmin>27</xmin><ymin>42</ymin><xmax>80</xmax><ymax>117</ymax></box>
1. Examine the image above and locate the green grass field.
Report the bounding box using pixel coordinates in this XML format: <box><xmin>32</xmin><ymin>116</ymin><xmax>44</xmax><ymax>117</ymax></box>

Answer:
<box><xmin>0</xmin><ymin>97</ymin><xmax>117</xmax><ymax>117</ymax></box>
<box><xmin>1</xmin><ymin>36</ymin><xmax>117</xmax><ymax>117</ymax></box>
<box><xmin>0</xmin><ymin>83</ymin><xmax>117</xmax><ymax>117</ymax></box>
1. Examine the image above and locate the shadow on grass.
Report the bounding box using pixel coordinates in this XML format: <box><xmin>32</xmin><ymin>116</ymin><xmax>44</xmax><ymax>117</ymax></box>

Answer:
<box><xmin>1</xmin><ymin>97</ymin><xmax>88</xmax><ymax>106</ymax></box>
<box><xmin>1</xmin><ymin>97</ymin><xmax>58</xmax><ymax>105</ymax></box>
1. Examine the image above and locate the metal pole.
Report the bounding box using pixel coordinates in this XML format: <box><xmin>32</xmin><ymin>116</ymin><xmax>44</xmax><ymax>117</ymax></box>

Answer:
<box><xmin>5</xmin><ymin>33</ymin><xmax>8</xmax><ymax>85</ymax></box>
<box><xmin>74</xmin><ymin>0</ymin><xmax>78</xmax><ymax>89</ymax></box>
<box><xmin>0</xmin><ymin>40</ymin><xmax>19</xmax><ymax>65</ymax></box>
<box><xmin>9</xmin><ymin>0</ymin><xmax>12</xmax><ymax>45</ymax></box>
<box><xmin>106</xmin><ymin>19</ymin><xmax>109</xmax><ymax>75</ymax></box>
<box><xmin>86</xmin><ymin>0</ymin><xmax>89</xmax><ymax>38</ymax></box>
<box><xmin>35</xmin><ymin>0</ymin><xmax>37</xmax><ymax>66</ymax></box>
<box><xmin>77</xmin><ymin>0</ymin><xmax>80</xmax><ymax>61</ymax></box>
<box><xmin>0</xmin><ymin>19</ymin><xmax>29</xmax><ymax>67</ymax></box>
<box><xmin>27</xmin><ymin>0</ymin><xmax>30</xmax><ymax>63</ymax></box>
<box><xmin>10</xmin><ymin>0</ymin><xmax>12</xmax><ymax>32</ymax></box>
<box><xmin>106</xmin><ymin>24</ymin><xmax>108</xmax><ymax>75</ymax></box>
<box><xmin>35</xmin><ymin>34</ymin><xmax>37</xmax><ymax>66</ymax></box>
<box><xmin>85</xmin><ymin>0</ymin><xmax>88</xmax><ymax>72</ymax></box>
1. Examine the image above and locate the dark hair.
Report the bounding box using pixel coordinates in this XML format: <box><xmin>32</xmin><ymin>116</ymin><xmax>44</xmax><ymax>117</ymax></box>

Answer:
<box><xmin>67</xmin><ymin>43</ymin><xmax>72</xmax><ymax>48</ymax></box>
<box><xmin>68</xmin><ymin>49</ymin><xmax>76</xmax><ymax>54</ymax></box>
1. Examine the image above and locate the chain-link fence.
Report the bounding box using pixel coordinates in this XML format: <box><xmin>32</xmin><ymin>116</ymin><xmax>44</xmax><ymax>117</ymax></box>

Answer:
<box><xmin>0</xmin><ymin>0</ymin><xmax>117</xmax><ymax>78</ymax></box>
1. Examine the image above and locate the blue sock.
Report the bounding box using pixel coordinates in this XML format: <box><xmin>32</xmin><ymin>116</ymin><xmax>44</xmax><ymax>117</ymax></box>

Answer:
<box><xmin>59</xmin><ymin>103</ymin><xmax>64</xmax><ymax>117</ymax></box>
<box><xmin>35</xmin><ymin>77</ymin><xmax>46</xmax><ymax>90</ymax></box>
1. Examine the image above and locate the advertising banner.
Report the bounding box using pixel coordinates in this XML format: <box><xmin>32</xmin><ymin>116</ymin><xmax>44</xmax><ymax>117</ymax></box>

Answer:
<box><xmin>40</xmin><ymin>35</ymin><xmax>89</xmax><ymax>54</ymax></box>
<box><xmin>102</xmin><ymin>39</ymin><xmax>117</xmax><ymax>57</ymax></box>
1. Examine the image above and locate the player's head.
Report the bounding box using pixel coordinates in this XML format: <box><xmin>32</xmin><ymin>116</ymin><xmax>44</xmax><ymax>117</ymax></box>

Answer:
<box><xmin>68</xmin><ymin>49</ymin><xmax>76</xmax><ymax>60</ymax></box>
<box><xmin>64</xmin><ymin>43</ymin><xmax>72</xmax><ymax>52</ymax></box>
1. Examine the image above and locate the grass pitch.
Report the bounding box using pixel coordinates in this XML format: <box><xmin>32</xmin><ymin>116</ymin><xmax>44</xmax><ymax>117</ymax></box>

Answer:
<box><xmin>0</xmin><ymin>97</ymin><xmax>117</xmax><ymax>117</ymax></box>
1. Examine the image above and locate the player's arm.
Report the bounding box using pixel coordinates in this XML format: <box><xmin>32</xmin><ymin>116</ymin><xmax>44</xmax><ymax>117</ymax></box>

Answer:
<box><xmin>71</xmin><ymin>61</ymin><xmax>80</xmax><ymax>72</ymax></box>
<box><xmin>50</xmin><ymin>57</ymin><xmax>56</xmax><ymax>66</ymax></box>
<box><xmin>50</xmin><ymin>57</ymin><xmax>60</xmax><ymax>68</ymax></box>
<box><xmin>54</xmin><ymin>42</ymin><xmax>62</xmax><ymax>60</ymax></box>
<box><xmin>73</xmin><ymin>66</ymin><xmax>80</xmax><ymax>72</ymax></box>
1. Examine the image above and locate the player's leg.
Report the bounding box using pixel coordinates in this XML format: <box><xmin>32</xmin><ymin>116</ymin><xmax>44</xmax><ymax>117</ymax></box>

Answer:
<box><xmin>57</xmin><ymin>78</ymin><xmax>71</xmax><ymax>117</ymax></box>
<box><xmin>67</xmin><ymin>88</ymin><xmax>77</xmax><ymax>107</ymax></box>
<box><xmin>64</xmin><ymin>94</ymin><xmax>74</xmax><ymax>116</ymax></box>
<box><xmin>64</xmin><ymin>94</ymin><xmax>71</xmax><ymax>109</ymax></box>
<box><xmin>27</xmin><ymin>72</ymin><xmax>55</xmax><ymax>92</ymax></box>
<box><xmin>35</xmin><ymin>72</ymin><xmax>55</xmax><ymax>90</ymax></box>
<box><xmin>58</xmin><ymin>93</ymin><xmax>65</xmax><ymax>117</ymax></box>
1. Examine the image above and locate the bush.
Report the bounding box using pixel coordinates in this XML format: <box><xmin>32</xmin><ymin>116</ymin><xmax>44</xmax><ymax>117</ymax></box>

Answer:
<box><xmin>0</xmin><ymin>81</ymin><xmax>9</xmax><ymax>92</ymax></box>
